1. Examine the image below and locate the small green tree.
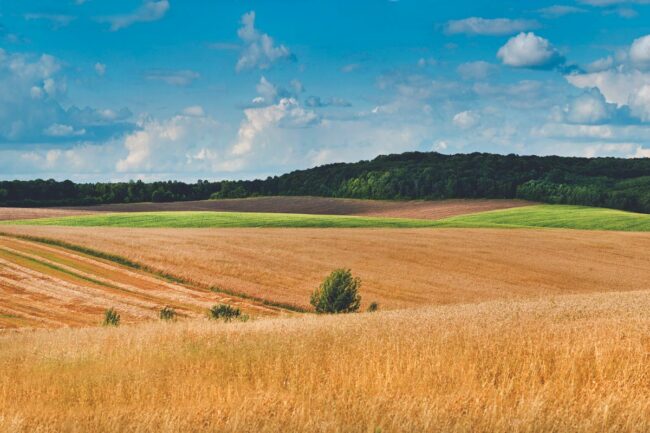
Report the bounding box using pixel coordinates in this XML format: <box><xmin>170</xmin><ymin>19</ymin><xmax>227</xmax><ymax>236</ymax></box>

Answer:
<box><xmin>310</xmin><ymin>269</ymin><xmax>361</xmax><ymax>314</ymax></box>
<box><xmin>103</xmin><ymin>308</ymin><xmax>120</xmax><ymax>326</ymax></box>
<box><xmin>367</xmin><ymin>302</ymin><xmax>379</xmax><ymax>312</ymax></box>
<box><xmin>159</xmin><ymin>306</ymin><xmax>176</xmax><ymax>321</ymax></box>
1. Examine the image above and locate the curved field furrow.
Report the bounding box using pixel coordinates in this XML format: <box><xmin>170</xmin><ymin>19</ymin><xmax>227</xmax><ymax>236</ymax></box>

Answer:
<box><xmin>0</xmin><ymin>235</ymin><xmax>286</xmax><ymax>329</ymax></box>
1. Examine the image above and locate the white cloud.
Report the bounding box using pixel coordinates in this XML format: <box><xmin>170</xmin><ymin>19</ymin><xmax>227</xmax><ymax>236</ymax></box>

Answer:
<box><xmin>236</xmin><ymin>11</ymin><xmax>293</xmax><ymax>72</ymax></box>
<box><xmin>630</xmin><ymin>35</ymin><xmax>650</xmax><ymax>69</ymax></box>
<box><xmin>579</xmin><ymin>0</ymin><xmax>650</xmax><ymax>5</ymax></box>
<box><xmin>182</xmin><ymin>105</ymin><xmax>205</xmax><ymax>117</ymax></box>
<box><xmin>104</xmin><ymin>0</ymin><xmax>169</xmax><ymax>31</ymax></box>
<box><xmin>145</xmin><ymin>69</ymin><xmax>199</xmax><ymax>86</ymax></box>
<box><xmin>117</xmin><ymin>113</ymin><xmax>222</xmax><ymax>173</ymax></box>
<box><xmin>24</xmin><ymin>14</ymin><xmax>76</xmax><ymax>29</ymax></box>
<box><xmin>457</xmin><ymin>61</ymin><xmax>496</xmax><ymax>80</ymax></box>
<box><xmin>497</xmin><ymin>32</ymin><xmax>562</xmax><ymax>68</ymax></box>
<box><xmin>94</xmin><ymin>62</ymin><xmax>106</xmax><ymax>76</ymax></box>
<box><xmin>564</xmin><ymin>88</ymin><xmax>612</xmax><ymax>124</ymax></box>
<box><xmin>452</xmin><ymin>110</ymin><xmax>479</xmax><ymax>129</ymax></box>
<box><xmin>444</xmin><ymin>17</ymin><xmax>539</xmax><ymax>36</ymax></box>
<box><xmin>566</xmin><ymin>69</ymin><xmax>650</xmax><ymax>108</ymax></box>
<box><xmin>233</xmin><ymin>98</ymin><xmax>319</xmax><ymax>156</ymax></box>
<box><xmin>44</xmin><ymin>123</ymin><xmax>86</xmax><ymax>137</ymax></box>
<box><xmin>629</xmin><ymin>84</ymin><xmax>650</xmax><ymax>121</ymax></box>
<box><xmin>586</xmin><ymin>56</ymin><xmax>613</xmax><ymax>72</ymax></box>
<box><xmin>537</xmin><ymin>5</ymin><xmax>586</xmax><ymax>18</ymax></box>
<box><xmin>341</xmin><ymin>63</ymin><xmax>361</xmax><ymax>73</ymax></box>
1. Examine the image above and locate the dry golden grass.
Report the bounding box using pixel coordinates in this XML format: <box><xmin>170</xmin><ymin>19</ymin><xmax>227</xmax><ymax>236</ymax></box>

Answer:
<box><xmin>3</xmin><ymin>226</ymin><xmax>649</xmax><ymax>310</ymax></box>
<box><xmin>66</xmin><ymin>196</ymin><xmax>532</xmax><ymax>219</ymax></box>
<box><xmin>0</xmin><ymin>289</ymin><xmax>648</xmax><ymax>433</ymax></box>
<box><xmin>0</xmin><ymin>235</ymin><xmax>282</xmax><ymax>329</ymax></box>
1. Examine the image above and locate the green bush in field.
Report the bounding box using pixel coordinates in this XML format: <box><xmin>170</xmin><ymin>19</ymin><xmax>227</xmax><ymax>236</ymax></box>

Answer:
<box><xmin>310</xmin><ymin>269</ymin><xmax>361</xmax><ymax>314</ymax></box>
<box><xmin>367</xmin><ymin>302</ymin><xmax>379</xmax><ymax>312</ymax></box>
<box><xmin>103</xmin><ymin>308</ymin><xmax>120</xmax><ymax>326</ymax></box>
<box><xmin>209</xmin><ymin>304</ymin><xmax>241</xmax><ymax>322</ymax></box>
<box><xmin>159</xmin><ymin>306</ymin><xmax>176</xmax><ymax>321</ymax></box>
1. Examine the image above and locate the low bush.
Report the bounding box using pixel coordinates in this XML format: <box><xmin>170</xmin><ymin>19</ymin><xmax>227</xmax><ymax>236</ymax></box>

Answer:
<box><xmin>159</xmin><ymin>306</ymin><xmax>176</xmax><ymax>321</ymax></box>
<box><xmin>367</xmin><ymin>302</ymin><xmax>379</xmax><ymax>312</ymax></box>
<box><xmin>209</xmin><ymin>304</ymin><xmax>241</xmax><ymax>322</ymax></box>
<box><xmin>103</xmin><ymin>308</ymin><xmax>120</xmax><ymax>326</ymax></box>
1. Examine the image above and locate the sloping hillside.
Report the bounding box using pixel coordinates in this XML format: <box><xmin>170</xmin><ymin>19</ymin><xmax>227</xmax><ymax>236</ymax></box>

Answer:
<box><xmin>0</xmin><ymin>234</ymin><xmax>285</xmax><ymax>329</ymax></box>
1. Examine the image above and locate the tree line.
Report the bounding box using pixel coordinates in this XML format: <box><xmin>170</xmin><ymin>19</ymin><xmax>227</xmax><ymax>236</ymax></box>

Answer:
<box><xmin>2</xmin><ymin>152</ymin><xmax>649</xmax><ymax>213</ymax></box>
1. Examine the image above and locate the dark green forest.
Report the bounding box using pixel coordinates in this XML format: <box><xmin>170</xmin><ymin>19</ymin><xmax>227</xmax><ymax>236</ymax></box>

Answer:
<box><xmin>2</xmin><ymin>152</ymin><xmax>650</xmax><ymax>213</ymax></box>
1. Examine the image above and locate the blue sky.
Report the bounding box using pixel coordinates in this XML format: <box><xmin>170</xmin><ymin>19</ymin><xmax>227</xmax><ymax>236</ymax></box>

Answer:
<box><xmin>1</xmin><ymin>0</ymin><xmax>650</xmax><ymax>181</ymax></box>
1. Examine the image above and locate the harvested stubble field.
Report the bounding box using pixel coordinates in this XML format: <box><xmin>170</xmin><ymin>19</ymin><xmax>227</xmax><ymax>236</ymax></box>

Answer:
<box><xmin>65</xmin><ymin>196</ymin><xmax>532</xmax><ymax>219</ymax></box>
<box><xmin>0</xmin><ymin>207</ymin><xmax>95</xmax><ymax>221</ymax></box>
<box><xmin>1</xmin><ymin>289</ymin><xmax>649</xmax><ymax>433</ymax></box>
<box><xmin>3</xmin><ymin>226</ymin><xmax>649</xmax><ymax>310</ymax></box>
<box><xmin>0</xmin><ymin>234</ymin><xmax>282</xmax><ymax>329</ymax></box>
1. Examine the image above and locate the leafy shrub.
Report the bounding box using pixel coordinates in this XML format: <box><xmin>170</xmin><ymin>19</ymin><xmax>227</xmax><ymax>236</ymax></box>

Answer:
<box><xmin>367</xmin><ymin>302</ymin><xmax>379</xmax><ymax>312</ymax></box>
<box><xmin>159</xmin><ymin>306</ymin><xmax>176</xmax><ymax>321</ymax></box>
<box><xmin>209</xmin><ymin>304</ymin><xmax>241</xmax><ymax>322</ymax></box>
<box><xmin>310</xmin><ymin>269</ymin><xmax>361</xmax><ymax>314</ymax></box>
<box><xmin>103</xmin><ymin>308</ymin><xmax>120</xmax><ymax>326</ymax></box>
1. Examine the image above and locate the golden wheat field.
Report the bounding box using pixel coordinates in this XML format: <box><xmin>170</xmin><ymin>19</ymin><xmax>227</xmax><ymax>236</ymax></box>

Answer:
<box><xmin>1</xmin><ymin>289</ymin><xmax>649</xmax><ymax>433</ymax></box>
<box><xmin>2</xmin><ymin>226</ymin><xmax>649</xmax><ymax>310</ymax></box>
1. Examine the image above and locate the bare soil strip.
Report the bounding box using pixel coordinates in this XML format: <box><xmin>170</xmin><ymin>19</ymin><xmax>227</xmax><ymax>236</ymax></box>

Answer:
<box><xmin>0</xmin><ymin>235</ymin><xmax>285</xmax><ymax>329</ymax></box>
<box><xmin>58</xmin><ymin>196</ymin><xmax>532</xmax><ymax>220</ymax></box>
<box><xmin>3</xmin><ymin>226</ymin><xmax>648</xmax><ymax>311</ymax></box>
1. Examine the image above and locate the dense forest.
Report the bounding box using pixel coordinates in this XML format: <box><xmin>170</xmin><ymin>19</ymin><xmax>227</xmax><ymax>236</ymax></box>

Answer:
<box><xmin>2</xmin><ymin>152</ymin><xmax>650</xmax><ymax>213</ymax></box>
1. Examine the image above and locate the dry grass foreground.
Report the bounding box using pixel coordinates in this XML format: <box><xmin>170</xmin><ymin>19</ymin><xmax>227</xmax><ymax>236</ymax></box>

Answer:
<box><xmin>0</xmin><ymin>235</ymin><xmax>282</xmax><ymax>329</ymax></box>
<box><xmin>3</xmin><ymin>226</ymin><xmax>649</xmax><ymax>310</ymax></box>
<box><xmin>63</xmin><ymin>196</ymin><xmax>532</xmax><ymax>219</ymax></box>
<box><xmin>0</xmin><ymin>289</ymin><xmax>648</xmax><ymax>433</ymax></box>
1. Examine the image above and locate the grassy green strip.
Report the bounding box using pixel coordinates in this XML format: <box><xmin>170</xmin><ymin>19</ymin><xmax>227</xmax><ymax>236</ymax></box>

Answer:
<box><xmin>2</xmin><ymin>211</ymin><xmax>440</xmax><ymax>229</ymax></box>
<box><xmin>435</xmin><ymin>204</ymin><xmax>650</xmax><ymax>232</ymax></box>
<box><xmin>0</xmin><ymin>233</ymin><xmax>306</xmax><ymax>313</ymax></box>
<box><xmin>0</xmin><ymin>247</ymin><xmax>122</xmax><ymax>290</ymax></box>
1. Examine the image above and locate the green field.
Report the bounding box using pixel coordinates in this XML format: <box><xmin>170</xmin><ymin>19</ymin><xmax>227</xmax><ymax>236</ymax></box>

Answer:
<box><xmin>4</xmin><ymin>205</ymin><xmax>650</xmax><ymax>231</ymax></box>
<box><xmin>2</xmin><ymin>211</ymin><xmax>440</xmax><ymax>228</ymax></box>
<box><xmin>435</xmin><ymin>205</ymin><xmax>650</xmax><ymax>232</ymax></box>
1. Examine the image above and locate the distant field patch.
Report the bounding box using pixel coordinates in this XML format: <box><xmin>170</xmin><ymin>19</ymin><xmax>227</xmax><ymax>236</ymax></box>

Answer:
<box><xmin>3</xmin><ymin>211</ymin><xmax>441</xmax><ymax>228</ymax></box>
<box><xmin>437</xmin><ymin>205</ymin><xmax>650</xmax><ymax>232</ymax></box>
<box><xmin>4</xmin><ymin>204</ymin><xmax>650</xmax><ymax>231</ymax></box>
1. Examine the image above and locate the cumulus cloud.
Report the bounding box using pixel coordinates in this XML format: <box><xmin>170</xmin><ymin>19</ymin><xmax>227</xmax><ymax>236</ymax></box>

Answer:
<box><xmin>497</xmin><ymin>32</ymin><xmax>563</xmax><ymax>69</ymax></box>
<box><xmin>236</xmin><ymin>11</ymin><xmax>294</xmax><ymax>72</ymax></box>
<box><xmin>117</xmin><ymin>113</ymin><xmax>222</xmax><ymax>172</ymax></box>
<box><xmin>103</xmin><ymin>0</ymin><xmax>169</xmax><ymax>31</ymax></box>
<box><xmin>566</xmin><ymin>69</ymin><xmax>650</xmax><ymax>108</ymax></box>
<box><xmin>233</xmin><ymin>98</ymin><xmax>319</xmax><ymax>156</ymax></box>
<box><xmin>444</xmin><ymin>17</ymin><xmax>539</xmax><ymax>36</ymax></box>
<box><xmin>564</xmin><ymin>88</ymin><xmax>613</xmax><ymax>124</ymax></box>
<box><xmin>630</xmin><ymin>35</ymin><xmax>650</xmax><ymax>69</ymax></box>
<box><xmin>452</xmin><ymin>110</ymin><xmax>480</xmax><ymax>128</ymax></box>
<box><xmin>145</xmin><ymin>69</ymin><xmax>199</xmax><ymax>86</ymax></box>
<box><xmin>0</xmin><ymin>48</ymin><xmax>133</xmax><ymax>145</ymax></box>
